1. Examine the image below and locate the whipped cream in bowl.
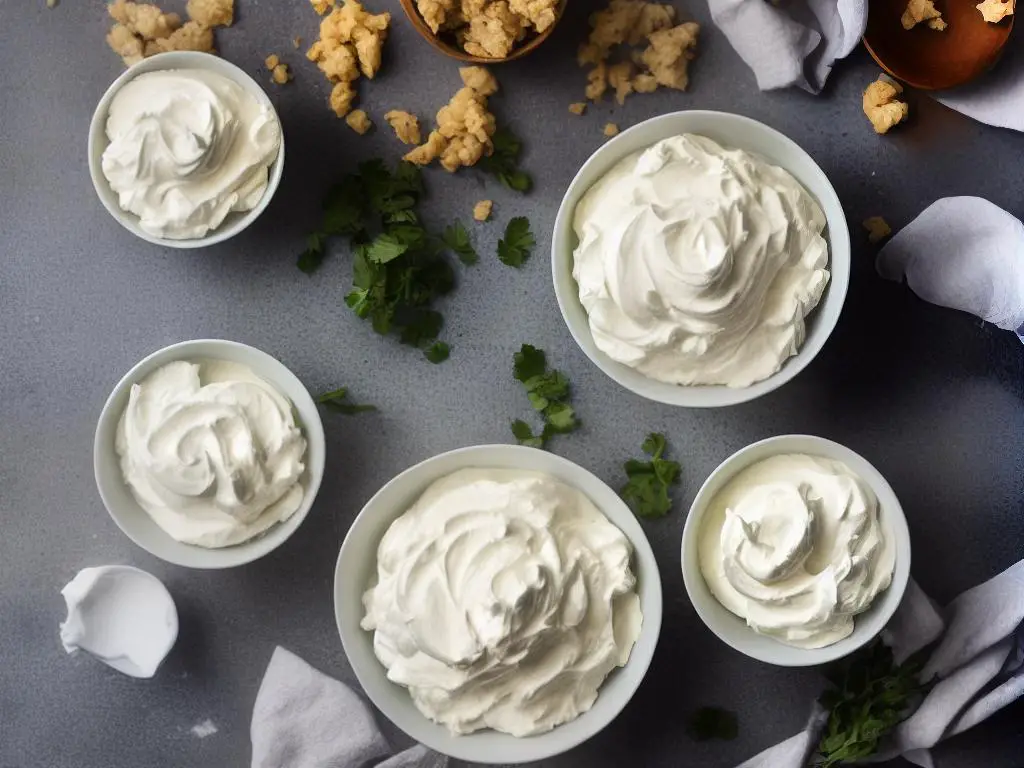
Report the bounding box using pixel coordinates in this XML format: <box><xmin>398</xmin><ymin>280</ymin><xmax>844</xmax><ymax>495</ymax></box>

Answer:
<box><xmin>94</xmin><ymin>339</ymin><xmax>325</xmax><ymax>569</ymax></box>
<box><xmin>681</xmin><ymin>435</ymin><xmax>910</xmax><ymax>666</ymax></box>
<box><xmin>88</xmin><ymin>51</ymin><xmax>284</xmax><ymax>248</ymax></box>
<box><xmin>335</xmin><ymin>445</ymin><xmax>662</xmax><ymax>763</ymax></box>
<box><xmin>552</xmin><ymin>111</ymin><xmax>850</xmax><ymax>407</ymax></box>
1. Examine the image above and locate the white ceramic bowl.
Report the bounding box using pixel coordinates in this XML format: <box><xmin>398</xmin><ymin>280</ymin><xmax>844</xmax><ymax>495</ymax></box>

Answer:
<box><xmin>87</xmin><ymin>51</ymin><xmax>285</xmax><ymax>249</ymax></box>
<box><xmin>94</xmin><ymin>339</ymin><xmax>325</xmax><ymax>569</ymax></box>
<box><xmin>334</xmin><ymin>445</ymin><xmax>663</xmax><ymax>763</ymax></box>
<box><xmin>681</xmin><ymin>435</ymin><xmax>911</xmax><ymax>666</ymax></box>
<box><xmin>551</xmin><ymin>111</ymin><xmax>851</xmax><ymax>408</ymax></box>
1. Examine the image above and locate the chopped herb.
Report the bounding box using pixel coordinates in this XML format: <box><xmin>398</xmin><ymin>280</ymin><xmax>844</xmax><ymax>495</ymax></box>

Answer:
<box><xmin>815</xmin><ymin>641</ymin><xmax>928</xmax><ymax>767</ymax></box>
<box><xmin>620</xmin><ymin>433</ymin><xmax>681</xmax><ymax>518</ymax></box>
<box><xmin>498</xmin><ymin>216</ymin><xmax>536</xmax><ymax>268</ymax></box>
<box><xmin>511</xmin><ymin>344</ymin><xmax>578</xmax><ymax>448</ymax></box>
<box><xmin>442</xmin><ymin>221</ymin><xmax>478</xmax><ymax>266</ymax></box>
<box><xmin>316</xmin><ymin>387</ymin><xmax>377</xmax><ymax>415</ymax></box>
<box><xmin>480</xmin><ymin>128</ymin><xmax>532</xmax><ymax>192</ymax></box>
<box><xmin>688</xmin><ymin>707</ymin><xmax>739</xmax><ymax>742</ymax></box>
<box><xmin>298</xmin><ymin>160</ymin><xmax>460</xmax><ymax>361</ymax></box>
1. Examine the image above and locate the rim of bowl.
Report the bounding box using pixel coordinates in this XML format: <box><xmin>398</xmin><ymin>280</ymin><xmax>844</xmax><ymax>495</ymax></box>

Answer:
<box><xmin>87</xmin><ymin>51</ymin><xmax>285</xmax><ymax>249</ymax></box>
<box><xmin>93</xmin><ymin>339</ymin><xmax>325</xmax><ymax>569</ymax></box>
<box><xmin>551</xmin><ymin>110</ymin><xmax>851</xmax><ymax>408</ymax></box>
<box><xmin>680</xmin><ymin>435</ymin><xmax>911</xmax><ymax>667</ymax></box>
<box><xmin>334</xmin><ymin>444</ymin><xmax>663</xmax><ymax>763</ymax></box>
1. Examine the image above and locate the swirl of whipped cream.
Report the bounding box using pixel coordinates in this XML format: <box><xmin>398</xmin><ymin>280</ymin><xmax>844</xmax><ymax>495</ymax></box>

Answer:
<box><xmin>572</xmin><ymin>134</ymin><xmax>830</xmax><ymax>388</ymax></box>
<box><xmin>361</xmin><ymin>469</ymin><xmax>643</xmax><ymax>736</ymax></box>
<box><xmin>101</xmin><ymin>69</ymin><xmax>280</xmax><ymax>239</ymax></box>
<box><xmin>698</xmin><ymin>454</ymin><xmax>894</xmax><ymax>648</ymax></box>
<box><xmin>115</xmin><ymin>360</ymin><xmax>306</xmax><ymax>548</ymax></box>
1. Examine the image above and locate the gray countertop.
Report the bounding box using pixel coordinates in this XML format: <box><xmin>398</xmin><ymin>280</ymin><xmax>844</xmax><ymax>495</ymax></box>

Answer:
<box><xmin>2</xmin><ymin>2</ymin><xmax>1022</xmax><ymax>767</ymax></box>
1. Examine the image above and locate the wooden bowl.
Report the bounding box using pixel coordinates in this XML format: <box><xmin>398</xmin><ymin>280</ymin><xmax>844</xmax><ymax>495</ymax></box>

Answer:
<box><xmin>398</xmin><ymin>0</ymin><xmax>567</xmax><ymax>63</ymax></box>
<box><xmin>863</xmin><ymin>0</ymin><xmax>1015</xmax><ymax>90</ymax></box>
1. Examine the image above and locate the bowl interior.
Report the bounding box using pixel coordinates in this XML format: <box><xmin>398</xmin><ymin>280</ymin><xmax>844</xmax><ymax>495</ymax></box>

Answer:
<box><xmin>94</xmin><ymin>339</ymin><xmax>325</xmax><ymax>569</ymax></box>
<box><xmin>551</xmin><ymin>111</ymin><xmax>851</xmax><ymax>408</ymax></box>
<box><xmin>681</xmin><ymin>435</ymin><xmax>911</xmax><ymax>666</ymax></box>
<box><xmin>864</xmin><ymin>0</ymin><xmax>1013</xmax><ymax>90</ymax></box>
<box><xmin>334</xmin><ymin>445</ymin><xmax>662</xmax><ymax>764</ymax></box>
<box><xmin>87</xmin><ymin>51</ymin><xmax>284</xmax><ymax>249</ymax></box>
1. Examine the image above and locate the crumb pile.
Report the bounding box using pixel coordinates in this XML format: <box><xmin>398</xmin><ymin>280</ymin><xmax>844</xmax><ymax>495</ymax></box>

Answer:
<box><xmin>404</xmin><ymin>67</ymin><xmax>499</xmax><ymax>173</ymax></box>
<box><xmin>106</xmin><ymin>0</ymin><xmax>234</xmax><ymax>66</ymax></box>
<box><xmin>385</xmin><ymin>111</ymin><xmax>422</xmax><ymax>145</ymax></box>
<box><xmin>977</xmin><ymin>0</ymin><xmax>1014</xmax><ymax>22</ymax></box>
<box><xmin>579</xmin><ymin>0</ymin><xmax>700</xmax><ymax>105</ymax></box>
<box><xmin>863</xmin><ymin>78</ymin><xmax>909</xmax><ymax>135</ymax></box>
<box><xmin>264</xmin><ymin>54</ymin><xmax>293</xmax><ymax>85</ymax></box>
<box><xmin>415</xmin><ymin>0</ymin><xmax>560</xmax><ymax>59</ymax></box>
<box><xmin>901</xmin><ymin>0</ymin><xmax>947</xmax><ymax>30</ymax></box>
<box><xmin>307</xmin><ymin>0</ymin><xmax>391</xmax><ymax>118</ymax></box>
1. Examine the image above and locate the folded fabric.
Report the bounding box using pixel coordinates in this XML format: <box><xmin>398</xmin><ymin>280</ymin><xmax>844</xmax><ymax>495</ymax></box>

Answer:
<box><xmin>876</xmin><ymin>197</ymin><xmax>1024</xmax><ymax>337</ymax></box>
<box><xmin>707</xmin><ymin>1</ymin><xmax>1024</xmax><ymax>132</ymax></box>
<box><xmin>738</xmin><ymin>559</ymin><xmax>1024</xmax><ymax>768</ymax></box>
<box><xmin>251</xmin><ymin>646</ymin><xmax>448</xmax><ymax>768</ymax></box>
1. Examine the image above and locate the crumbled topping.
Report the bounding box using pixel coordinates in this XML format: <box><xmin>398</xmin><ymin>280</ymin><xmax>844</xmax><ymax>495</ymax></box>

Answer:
<box><xmin>977</xmin><ymin>0</ymin><xmax>1014</xmax><ymax>22</ymax></box>
<box><xmin>473</xmin><ymin>200</ymin><xmax>493</xmax><ymax>221</ymax></box>
<box><xmin>863</xmin><ymin>78</ymin><xmax>909</xmax><ymax>134</ymax></box>
<box><xmin>414</xmin><ymin>0</ymin><xmax>556</xmax><ymax>58</ymax></box>
<box><xmin>346</xmin><ymin>109</ymin><xmax>373</xmax><ymax>134</ymax></box>
<box><xmin>863</xmin><ymin>217</ymin><xmax>892</xmax><ymax>244</ymax></box>
<box><xmin>603</xmin><ymin>122</ymin><xmax>620</xmax><ymax>137</ymax></box>
<box><xmin>185</xmin><ymin>0</ymin><xmax>233</xmax><ymax>27</ymax></box>
<box><xmin>568</xmin><ymin>102</ymin><xmax>587</xmax><ymax>115</ymax></box>
<box><xmin>901</xmin><ymin>0</ymin><xmax>947</xmax><ymax>29</ymax></box>
<box><xmin>105</xmin><ymin>0</ymin><xmax>230</xmax><ymax>66</ymax></box>
<box><xmin>385</xmin><ymin>110</ymin><xmax>422</xmax><ymax>144</ymax></box>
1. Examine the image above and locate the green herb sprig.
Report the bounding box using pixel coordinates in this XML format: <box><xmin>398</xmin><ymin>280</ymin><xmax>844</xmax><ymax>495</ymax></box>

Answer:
<box><xmin>316</xmin><ymin>388</ymin><xmax>377</xmax><ymax>415</ymax></box>
<box><xmin>498</xmin><ymin>217</ymin><xmax>536</xmax><ymax>268</ymax></box>
<box><xmin>481</xmin><ymin>129</ymin><xmax>532</xmax><ymax>192</ymax></box>
<box><xmin>298</xmin><ymin>160</ymin><xmax>470</xmax><ymax>363</ymax></box>
<box><xmin>620</xmin><ymin>433</ymin><xmax>681</xmax><ymax>518</ymax></box>
<box><xmin>815</xmin><ymin>641</ymin><xmax>927</xmax><ymax>767</ymax></box>
<box><xmin>511</xmin><ymin>344</ymin><xmax>578</xmax><ymax>448</ymax></box>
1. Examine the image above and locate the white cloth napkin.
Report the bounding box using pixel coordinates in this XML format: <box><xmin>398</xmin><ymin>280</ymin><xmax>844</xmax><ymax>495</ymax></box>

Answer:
<box><xmin>737</xmin><ymin>560</ymin><xmax>1024</xmax><ymax>768</ymax></box>
<box><xmin>251</xmin><ymin>647</ymin><xmax>448</xmax><ymax>768</ymax></box>
<box><xmin>876</xmin><ymin>197</ymin><xmax>1024</xmax><ymax>337</ymax></box>
<box><xmin>706</xmin><ymin>0</ymin><xmax>1024</xmax><ymax>130</ymax></box>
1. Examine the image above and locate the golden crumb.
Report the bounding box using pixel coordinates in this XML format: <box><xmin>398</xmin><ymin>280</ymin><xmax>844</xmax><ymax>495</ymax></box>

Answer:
<box><xmin>863</xmin><ymin>78</ymin><xmax>909</xmax><ymax>134</ymax></box>
<box><xmin>307</xmin><ymin>0</ymin><xmax>391</xmax><ymax>117</ymax></box>
<box><xmin>404</xmin><ymin>68</ymin><xmax>499</xmax><ymax>172</ymax></box>
<box><xmin>415</xmin><ymin>0</ymin><xmax>554</xmax><ymax>58</ymax></box>
<box><xmin>107</xmin><ymin>23</ymin><xmax>146</xmax><ymax>65</ymax></box>
<box><xmin>144</xmin><ymin>20</ymin><xmax>215</xmax><ymax>56</ymax></box>
<box><xmin>607</xmin><ymin>61</ymin><xmax>634</xmax><ymax>105</ymax></box>
<box><xmin>568</xmin><ymin>102</ymin><xmax>587</xmax><ymax>115</ymax></box>
<box><xmin>473</xmin><ymin>200</ymin><xmax>493</xmax><ymax>222</ymax></box>
<box><xmin>510</xmin><ymin>0</ymin><xmax>559</xmax><ymax>31</ymax></box>
<box><xmin>585</xmin><ymin>62</ymin><xmax>608</xmax><ymax>101</ymax></box>
<box><xmin>863</xmin><ymin>217</ymin><xmax>892</xmax><ymax>244</ymax></box>
<box><xmin>272</xmin><ymin>63</ymin><xmax>292</xmax><ymax>84</ymax></box>
<box><xmin>902</xmin><ymin>0</ymin><xmax>947</xmax><ymax>29</ymax></box>
<box><xmin>186</xmin><ymin>0</ymin><xmax>233</xmax><ymax>27</ymax></box>
<box><xmin>293</xmin><ymin>35</ymin><xmax>303</xmax><ymax>48</ymax></box>
<box><xmin>311</xmin><ymin>0</ymin><xmax>335</xmax><ymax>15</ymax></box>
<box><xmin>385</xmin><ymin>110</ymin><xmax>422</xmax><ymax>144</ymax></box>
<box><xmin>977</xmin><ymin>0</ymin><xmax>1014</xmax><ymax>22</ymax></box>
<box><xmin>346</xmin><ymin>109</ymin><xmax>373</xmax><ymax>134</ymax></box>
<box><xmin>641</xmin><ymin>22</ymin><xmax>700</xmax><ymax>90</ymax></box>
<box><xmin>603</xmin><ymin>122</ymin><xmax>620</xmax><ymax>137</ymax></box>
<box><xmin>265</xmin><ymin>54</ymin><xmax>281</xmax><ymax>69</ymax></box>
<box><xmin>109</xmin><ymin>0</ymin><xmax>181</xmax><ymax>39</ymax></box>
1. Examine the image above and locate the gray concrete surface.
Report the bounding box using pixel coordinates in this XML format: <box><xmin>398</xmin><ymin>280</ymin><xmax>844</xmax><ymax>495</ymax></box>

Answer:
<box><xmin>1</xmin><ymin>1</ymin><xmax>1022</xmax><ymax>767</ymax></box>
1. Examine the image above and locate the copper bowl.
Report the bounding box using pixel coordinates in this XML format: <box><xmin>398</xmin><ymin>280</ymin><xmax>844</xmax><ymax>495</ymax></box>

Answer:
<box><xmin>398</xmin><ymin>0</ymin><xmax>567</xmax><ymax>63</ymax></box>
<box><xmin>863</xmin><ymin>0</ymin><xmax>1015</xmax><ymax>90</ymax></box>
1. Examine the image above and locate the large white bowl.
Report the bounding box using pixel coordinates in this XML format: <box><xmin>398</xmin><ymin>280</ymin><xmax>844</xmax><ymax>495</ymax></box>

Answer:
<box><xmin>94</xmin><ymin>339</ymin><xmax>325</xmax><ymax>569</ymax></box>
<box><xmin>551</xmin><ymin>111</ymin><xmax>851</xmax><ymax>408</ymax></box>
<box><xmin>681</xmin><ymin>435</ymin><xmax>911</xmax><ymax>666</ymax></box>
<box><xmin>87</xmin><ymin>51</ymin><xmax>285</xmax><ymax>249</ymax></box>
<box><xmin>334</xmin><ymin>445</ymin><xmax>663</xmax><ymax>763</ymax></box>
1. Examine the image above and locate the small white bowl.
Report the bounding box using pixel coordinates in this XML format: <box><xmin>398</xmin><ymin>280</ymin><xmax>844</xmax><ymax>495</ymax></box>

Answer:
<box><xmin>334</xmin><ymin>445</ymin><xmax>663</xmax><ymax>764</ymax></box>
<box><xmin>88</xmin><ymin>51</ymin><xmax>285</xmax><ymax>249</ymax></box>
<box><xmin>551</xmin><ymin>111</ymin><xmax>851</xmax><ymax>408</ymax></box>
<box><xmin>681</xmin><ymin>435</ymin><xmax>911</xmax><ymax>666</ymax></box>
<box><xmin>94</xmin><ymin>339</ymin><xmax>325</xmax><ymax>569</ymax></box>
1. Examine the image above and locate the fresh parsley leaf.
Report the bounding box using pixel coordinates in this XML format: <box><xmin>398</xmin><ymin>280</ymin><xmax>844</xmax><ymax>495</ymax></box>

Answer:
<box><xmin>814</xmin><ymin>641</ymin><xmax>928</xmax><ymax>768</ymax></box>
<box><xmin>366</xmin><ymin>233</ymin><xmax>409</xmax><ymax>264</ymax></box>
<box><xmin>620</xmin><ymin>432</ymin><xmax>681</xmax><ymax>518</ymax></box>
<box><xmin>511</xmin><ymin>344</ymin><xmax>578</xmax><ymax>449</ymax></box>
<box><xmin>688</xmin><ymin>707</ymin><xmax>739</xmax><ymax>742</ymax></box>
<box><xmin>481</xmin><ymin>129</ymin><xmax>533</xmax><ymax>193</ymax></box>
<box><xmin>442</xmin><ymin>221</ymin><xmax>478</xmax><ymax>266</ymax></box>
<box><xmin>316</xmin><ymin>387</ymin><xmax>377</xmax><ymax>415</ymax></box>
<box><xmin>425</xmin><ymin>341</ymin><xmax>450</xmax><ymax>364</ymax></box>
<box><xmin>298</xmin><ymin>233</ymin><xmax>326</xmax><ymax>274</ymax></box>
<box><xmin>497</xmin><ymin>217</ymin><xmax>536</xmax><ymax>268</ymax></box>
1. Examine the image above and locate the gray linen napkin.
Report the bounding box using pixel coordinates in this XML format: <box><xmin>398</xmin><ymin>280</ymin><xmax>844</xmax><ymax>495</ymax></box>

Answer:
<box><xmin>707</xmin><ymin>1</ymin><xmax>1024</xmax><ymax>131</ymax></box>
<box><xmin>251</xmin><ymin>646</ymin><xmax>448</xmax><ymax>768</ymax></box>
<box><xmin>737</xmin><ymin>559</ymin><xmax>1024</xmax><ymax>768</ymax></box>
<box><xmin>876</xmin><ymin>197</ymin><xmax>1024</xmax><ymax>339</ymax></box>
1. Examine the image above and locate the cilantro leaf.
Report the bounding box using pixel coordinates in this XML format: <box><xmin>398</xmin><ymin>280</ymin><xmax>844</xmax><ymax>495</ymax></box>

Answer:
<box><xmin>513</xmin><ymin>344</ymin><xmax>546</xmax><ymax>382</ymax></box>
<box><xmin>298</xmin><ymin>233</ymin><xmax>326</xmax><ymax>274</ymax></box>
<box><xmin>366</xmin><ymin>234</ymin><xmax>409</xmax><ymax>264</ymax></box>
<box><xmin>482</xmin><ymin>129</ymin><xmax>533</xmax><ymax>193</ymax></box>
<box><xmin>543</xmin><ymin>401</ymin><xmax>577</xmax><ymax>433</ymax></box>
<box><xmin>511</xmin><ymin>419</ymin><xmax>544</xmax><ymax>448</ymax></box>
<box><xmin>443</xmin><ymin>221</ymin><xmax>478</xmax><ymax>265</ymax></box>
<box><xmin>498</xmin><ymin>217</ymin><xmax>536</xmax><ymax>268</ymax></box>
<box><xmin>511</xmin><ymin>344</ymin><xmax>578</xmax><ymax>449</ymax></box>
<box><xmin>620</xmin><ymin>432</ymin><xmax>681</xmax><ymax>518</ymax></box>
<box><xmin>688</xmin><ymin>708</ymin><xmax>738</xmax><ymax>742</ymax></box>
<box><xmin>316</xmin><ymin>387</ymin><xmax>377</xmax><ymax>415</ymax></box>
<box><xmin>425</xmin><ymin>341</ymin><xmax>450</xmax><ymax>364</ymax></box>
